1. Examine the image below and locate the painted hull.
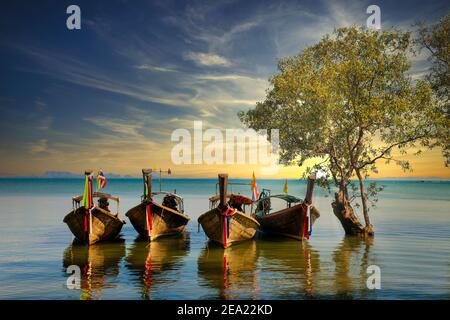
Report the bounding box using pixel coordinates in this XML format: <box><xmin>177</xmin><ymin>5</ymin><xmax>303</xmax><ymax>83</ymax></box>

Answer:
<box><xmin>257</xmin><ymin>204</ymin><xmax>320</xmax><ymax>240</ymax></box>
<box><xmin>63</xmin><ymin>207</ymin><xmax>125</xmax><ymax>245</ymax></box>
<box><xmin>126</xmin><ymin>202</ymin><xmax>190</xmax><ymax>240</ymax></box>
<box><xmin>198</xmin><ymin>207</ymin><xmax>260</xmax><ymax>248</ymax></box>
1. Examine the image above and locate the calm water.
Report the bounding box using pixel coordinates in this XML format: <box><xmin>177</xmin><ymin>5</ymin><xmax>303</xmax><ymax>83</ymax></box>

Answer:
<box><xmin>0</xmin><ymin>178</ymin><xmax>449</xmax><ymax>300</ymax></box>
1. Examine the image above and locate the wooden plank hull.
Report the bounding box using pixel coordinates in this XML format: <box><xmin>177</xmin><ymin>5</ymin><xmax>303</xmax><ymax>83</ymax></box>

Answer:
<box><xmin>198</xmin><ymin>208</ymin><xmax>260</xmax><ymax>248</ymax></box>
<box><xmin>257</xmin><ymin>204</ymin><xmax>320</xmax><ymax>240</ymax></box>
<box><xmin>63</xmin><ymin>207</ymin><xmax>125</xmax><ymax>245</ymax></box>
<box><xmin>125</xmin><ymin>202</ymin><xmax>190</xmax><ymax>240</ymax></box>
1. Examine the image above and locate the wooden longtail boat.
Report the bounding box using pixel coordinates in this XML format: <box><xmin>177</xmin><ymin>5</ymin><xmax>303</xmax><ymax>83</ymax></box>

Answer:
<box><xmin>63</xmin><ymin>171</ymin><xmax>125</xmax><ymax>245</ymax></box>
<box><xmin>254</xmin><ymin>175</ymin><xmax>320</xmax><ymax>240</ymax></box>
<box><xmin>198</xmin><ymin>174</ymin><xmax>260</xmax><ymax>249</ymax></box>
<box><xmin>125</xmin><ymin>169</ymin><xmax>190</xmax><ymax>240</ymax></box>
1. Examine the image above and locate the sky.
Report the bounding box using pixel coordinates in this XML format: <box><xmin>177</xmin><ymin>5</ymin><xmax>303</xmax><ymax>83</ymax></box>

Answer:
<box><xmin>0</xmin><ymin>0</ymin><xmax>449</xmax><ymax>178</ymax></box>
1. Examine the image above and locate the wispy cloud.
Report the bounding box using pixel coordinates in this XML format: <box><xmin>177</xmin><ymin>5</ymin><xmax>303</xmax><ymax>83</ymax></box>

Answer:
<box><xmin>1</xmin><ymin>0</ymin><xmax>447</xmax><ymax>177</ymax></box>
<box><xmin>29</xmin><ymin>139</ymin><xmax>48</xmax><ymax>154</ymax></box>
<box><xmin>134</xmin><ymin>64</ymin><xmax>179</xmax><ymax>72</ymax></box>
<box><xmin>183</xmin><ymin>52</ymin><xmax>232</xmax><ymax>67</ymax></box>
<box><xmin>37</xmin><ymin>116</ymin><xmax>53</xmax><ymax>131</ymax></box>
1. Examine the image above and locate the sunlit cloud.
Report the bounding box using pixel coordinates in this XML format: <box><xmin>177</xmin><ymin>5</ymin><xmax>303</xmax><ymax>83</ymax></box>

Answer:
<box><xmin>0</xmin><ymin>0</ymin><xmax>448</xmax><ymax>177</ymax></box>
<box><xmin>29</xmin><ymin>139</ymin><xmax>49</xmax><ymax>154</ymax></box>
<box><xmin>134</xmin><ymin>64</ymin><xmax>179</xmax><ymax>72</ymax></box>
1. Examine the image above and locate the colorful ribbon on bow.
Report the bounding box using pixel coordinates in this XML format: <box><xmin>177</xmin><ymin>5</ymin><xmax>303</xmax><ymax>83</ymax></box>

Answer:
<box><xmin>223</xmin><ymin>207</ymin><xmax>236</xmax><ymax>247</ymax></box>
<box><xmin>303</xmin><ymin>204</ymin><xmax>313</xmax><ymax>240</ymax></box>
<box><xmin>146</xmin><ymin>203</ymin><xmax>153</xmax><ymax>238</ymax></box>
<box><xmin>82</xmin><ymin>175</ymin><xmax>93</xmax><ymax>240</ymax></box>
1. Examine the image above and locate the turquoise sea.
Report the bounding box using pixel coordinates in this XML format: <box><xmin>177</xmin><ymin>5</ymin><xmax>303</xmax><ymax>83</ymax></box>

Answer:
<box><xmin>0</xmin><ymin>178</ymin><xmax>449</xmax><ymax>299</ymax></box>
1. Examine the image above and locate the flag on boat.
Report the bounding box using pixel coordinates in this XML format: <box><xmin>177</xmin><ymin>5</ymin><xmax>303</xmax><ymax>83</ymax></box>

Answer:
<box><xmin>283</xmin><ymin>179</ymin><xmax>288</xmax><ymax>193</ymax></box>
<box><xmin>251</xmin><ymin>171</ymin><xmax>260</xmax><ymax>201</ymax></box>
<box><xmin>97</xmin><ymin>170</ymin><xmax>107</xmax><ymax>189</ymax></box>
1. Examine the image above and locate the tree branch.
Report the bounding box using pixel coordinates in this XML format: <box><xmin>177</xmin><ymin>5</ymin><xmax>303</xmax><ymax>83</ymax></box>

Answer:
<box><xmin>358</xmin><ymin>134</ymin><xmax>427</xmax><ymax>168</ymax></box>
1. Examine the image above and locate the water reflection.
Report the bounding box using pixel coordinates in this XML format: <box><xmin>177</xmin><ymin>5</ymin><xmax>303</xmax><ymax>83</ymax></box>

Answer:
<box><xmin>62</xmin><ymin>239</ymin><xmax>126</xmax><ymax>300</ymax></box>
<box><xmin>332</xmin><ymin>236</ymin><xmax>374</xmax><ymax>299</ymax></box>
<box><xmin>198</xmin><ymin>241</ymin><xmax>259</xmax><ymax>299</ymax></box>
<box><xmin>257</xmin><ymin>236</ymin><xmax>320</xmax><ymax>298</ymax></box>
<box><xmin>125</xmin><ymin>234</ymin><xmax>190</xmax><ymax>299</ymax></box>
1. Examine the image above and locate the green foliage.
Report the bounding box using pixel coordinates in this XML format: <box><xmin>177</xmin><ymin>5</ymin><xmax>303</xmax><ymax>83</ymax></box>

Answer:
<box><xmin>239</xmin><ymin>26</ymin><xmax>445</xmax><ymax>223</ymax></box>
<box><xmin>416</xmin><ymin>14</ymin><xmax>450</xmax><ymax>105</ymax></box>
<box><xmin>349</xmin><ymin>181</ymin><xmax>384</xmax><ymax>210</ymax></box>
<box><xmin>240</xmin><ymin>26</ymin><xmax>436</xmax><ymax>179</ymax></box>
<box><xmin>416</xmin><ymin>13</ymin><xmax>450</xmax><ymax>166</ymax></box>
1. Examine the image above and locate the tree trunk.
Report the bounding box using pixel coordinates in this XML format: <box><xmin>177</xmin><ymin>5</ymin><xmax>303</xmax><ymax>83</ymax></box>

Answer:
<box><xmin>331</xmin><ymin>180</ymin><xmax>365</xmax><ymax>235</ymax></box>
<box><xmin>355</xmin><ymin>169</ymin><xmax>374</xmax><ymax>236</ymax></box>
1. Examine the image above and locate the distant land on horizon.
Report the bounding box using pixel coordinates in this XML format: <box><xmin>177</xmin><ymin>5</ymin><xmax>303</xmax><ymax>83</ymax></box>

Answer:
<box><xmin>0</xmin><ymin>171</ymin><xmax>448</xmax><ymax>181</ymax></box>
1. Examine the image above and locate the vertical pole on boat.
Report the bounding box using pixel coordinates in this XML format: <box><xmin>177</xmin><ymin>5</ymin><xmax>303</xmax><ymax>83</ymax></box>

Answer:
<box><xmin>83</xmin><ymin>170</ymin><xmax>93</xmax><ymax>245</ymax></box>
<box><xmin>218</xmin><ymin>174</ymin><xmax>228</xmax><ymax>248</ymax></box>
<box><xmin>218</xmin><ymin>174</ymin><xmax>228</xmax><ymax>207</ymax></box>
<box><xmin>304</xmin><ymin>173</ymin><xmax>316</xmax><ymax>205</ymax></box>
<box><xmin>143</xmin><ymin>169</ymin><xmax>153</xmax><ymax>240</ymax></box>
<box><xmin>143</xmin><ymin>169</ymin><xmax>153</xmax><ymax>199</ymax></box>
<box><xmin>303</xmin><ymin>173</ymin><xmax>316</xmax><ymax>240</ymax></box>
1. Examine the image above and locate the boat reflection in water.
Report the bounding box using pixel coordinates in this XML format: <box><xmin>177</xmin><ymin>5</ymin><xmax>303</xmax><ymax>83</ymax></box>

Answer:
<box><xmin>257</xmin><ymin>235</ymin><xmax>320</xmax><ymax>298</ymax></box>
<box><xmin>125</xmin><ymin>233</ymin><xmax>190</xmax><ymax>300</ymax></box>
<box><xmin>62</xmin><ymin>239</ymin><xmax>126</xmax><ymax>300</ymax></box>
<box><xmin>198</xmin><ymin>240</ymin><xmax>259</xmax><ymax>299</ymax></box>
<box><xmin>332</xmin><ymin>236</ymin><xmax>374</xmax><ymax>299</ymax></box>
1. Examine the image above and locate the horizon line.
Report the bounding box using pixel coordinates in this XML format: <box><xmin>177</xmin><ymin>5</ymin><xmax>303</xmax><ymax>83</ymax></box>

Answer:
<box><xmin>0</xmin><ymin>175</ymin><xmax>449</xmax><ymax>181</ymax></box>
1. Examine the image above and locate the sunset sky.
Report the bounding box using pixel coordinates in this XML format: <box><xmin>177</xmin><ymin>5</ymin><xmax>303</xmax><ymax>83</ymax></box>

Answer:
<box><xmin>0</xmin><ymin>0</ymin><xmax>449</xmax><ymax>178</ymax></box>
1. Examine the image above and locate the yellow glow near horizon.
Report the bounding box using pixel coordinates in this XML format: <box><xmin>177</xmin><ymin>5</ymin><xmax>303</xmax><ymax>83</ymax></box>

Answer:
<box><xmin>1</xmin><ymin>140</ymin><xmax>448</xmax><ymax>179</ymax></box>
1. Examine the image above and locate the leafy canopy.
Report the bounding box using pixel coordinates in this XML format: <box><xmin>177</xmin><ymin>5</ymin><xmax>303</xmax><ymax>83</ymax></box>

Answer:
<box><xmin>240</xmin><ymin>27</ymin><xmax>439</xmax><ymax>188</ymax></box>
<box><xmin>416</xmin><ymin>14</ymin><xmax>450</xmax><ymax>166</ymax></box>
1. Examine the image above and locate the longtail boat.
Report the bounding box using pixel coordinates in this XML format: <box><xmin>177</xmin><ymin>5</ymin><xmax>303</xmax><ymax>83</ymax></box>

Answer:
<box><xmin>63</xmin><ymin>171</ymin><xmax>126</xmax><ymax>245</ymax></box>
<box><xmin>254</xmin><ymin>174</ymin><xmax>320</xmax><ymax>240</ymax></box>
<box><xmin>126</xmin><ymin>169</ymin><xmax>190</xmax><ymax>240</ymax></box>
<box><xmin>198</xmin><ymin>174</ymin><xmax>260</xmax><ymax>248</ymax></box>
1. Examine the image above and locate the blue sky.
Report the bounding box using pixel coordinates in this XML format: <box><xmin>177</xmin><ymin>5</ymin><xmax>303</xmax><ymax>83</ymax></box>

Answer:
<box><xmin>0</xmin><ymin>0</ymin><xmax>449</xmax><ymax>177</ymax></box>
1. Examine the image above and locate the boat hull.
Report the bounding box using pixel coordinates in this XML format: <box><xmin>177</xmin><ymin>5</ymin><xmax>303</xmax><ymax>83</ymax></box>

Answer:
<box><xmin>126</xmin><ymin>202</ymin><xmax>190</xmax><ymax>240</ymax></box>
<box><xmin>198</xmin><ymin>208</ymin><xmax>260</xmax><ymax>248</ymax></box>
<box><xmin>257</xmin><ymin>204</ymin><xmax>320</xmax><ymax>240</ymax></box>
<box><xmin>63</xmin><ymin>207</ymin><xmax>125</xmax><ymax>245</ymax></box>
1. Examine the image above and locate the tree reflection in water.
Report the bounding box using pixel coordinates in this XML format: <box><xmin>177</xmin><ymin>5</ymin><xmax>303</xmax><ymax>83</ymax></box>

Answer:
<box><xmin>332</xmin><ymin>236</ymin><xmax>374</xmax><ymax>299</ymax></box>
